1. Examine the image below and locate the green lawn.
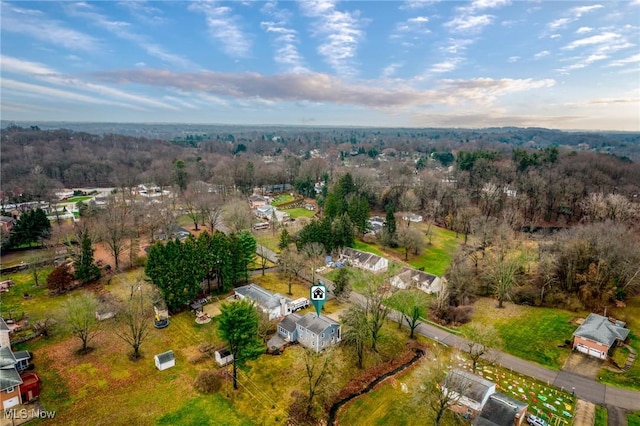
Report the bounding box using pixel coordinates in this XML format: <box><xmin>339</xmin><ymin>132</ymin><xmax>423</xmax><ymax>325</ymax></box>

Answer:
<box><xmin>0</xmin><ymin>267</ymin><xmax>55</xmax><ymax>321</ymax></box>
<box><xmin>594</xmin><ymin>405</ymin><xmax>608</xmax><ymax>426</ymax></box>
<box><xmin>385</xmin><ymin>289</ymin><xmax>435</xmax><ymax>314</ymax></box>
<box><xmin>390</xmin><ymin>226</ymin><xmax>460</xmax><ymax>276</ymax></box>
<box><xmin>284</xmin><ymin>207</ymin><xmax>316</xmax><ymax>219</ymax></box>
<box><xmin>65</xmin><ymin>196</ymin><xmax>94</xmax><ymax>203</ymax></box>
<box><xmin>157</xmin><ymin>395</ymin><xmax>253</xmax><ymax>426</ymax></box>
<box><xmin>459</xmin><ymin>298</ymin><xmax>577</xmax><ymax>370</ymax></box>
<box><xmin>599</xmin><ymin>334</ymin><xmax>640</xmax><ymax>391</ymax></box>
<box><xmin>253</xmin><ymin>230</ymin><xmax>281</xmax><ymax>253</ymax></box>
<box><xmin>628</xmin><ymin>411</ymin><xmax>640</xmax><ymax>426</ymax></box>
<box><xmin>271</xmin><ymin>194</ymin><xmax>294</xmax><ymax>206</ymax></box>
<box><xmin>354</xmin><ymin>240</ymin><xmax>385</xmax><ymax>257</ymax></box>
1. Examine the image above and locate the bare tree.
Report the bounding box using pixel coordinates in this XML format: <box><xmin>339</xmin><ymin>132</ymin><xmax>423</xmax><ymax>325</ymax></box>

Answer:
<box><xmin>397</xmin><ymin>226</ymin><xmax>424</xmax><ymax>261</ymax></box>
<box><xmin>302</xmin><ymin>348</ymin><xmax>334</xmax><ymax>417</ymax></box>
<box><xmin>114</xmin><ymin>283</ymin><xmax>153</xmax><ymax>359</ymax></box>
<box><xmin>61</xmin><ymin>292</ymin><xmax>101</xmax><ymax>354</ymax></box>
<box><xmin>421</xmin><ymin>355</ymin><xmax>470</xmax><ymax>426</ymax></box>
<box><xmin>223</xmin><ymin>197</ymin><xmax>254</xmax><ymax>233</ymax></box>
<box><xmin>463</xmin><ymin>325</ymin><xmax>501</xmax><ymax>373</ymax></box>
<box><xmin>397</xmin><ymin>291</ymin><xmax>425</xmax><ymax>339</ymax></box>
<box><xmin>279</xmin><ymin>247</ymin><xmax>305</xmax><ymax>295</ymax></box>
<box><xmin>98</xmin><ymin>197</ymin><xmax>130</xmax><ymax>271</ymax></box>
<box><xmin>363</xmin><ymin>276</ymin><xmax>392</xmax><ymax>352</ymax></box>
<box><xmin>485</xmin><ymin>256</ymin><xmax>521</xmax><ymax>308</ymax></box>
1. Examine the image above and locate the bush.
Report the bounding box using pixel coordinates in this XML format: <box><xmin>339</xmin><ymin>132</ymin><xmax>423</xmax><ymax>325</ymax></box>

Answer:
<box><xmin>193</xmin><ymin>370</ymin><xmax>225</xmax><ymax>393</ymax></box>
<box><xmin>512</xmin><ymin>285</ymin><xmax>538</xmax><ymax>306</ymax></box>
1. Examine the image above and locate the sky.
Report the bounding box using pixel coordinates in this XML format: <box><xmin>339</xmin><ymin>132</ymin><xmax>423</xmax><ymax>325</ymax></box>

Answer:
<box><xmin>1</xmin><ymin>1</ymin><xmax>639</xmax><ymax>131</ymax></box>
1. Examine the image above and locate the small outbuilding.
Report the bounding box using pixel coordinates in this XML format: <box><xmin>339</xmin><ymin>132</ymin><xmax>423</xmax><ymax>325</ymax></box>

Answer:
<box><xmin>214</xmin><ymin>348</ymin><xmax>234</xmax><ymax>367</ymax></box>
<box><xmin>154</xmin><ymin>350</ymin><xmax>175</xmax><ymax>371</ymax></box>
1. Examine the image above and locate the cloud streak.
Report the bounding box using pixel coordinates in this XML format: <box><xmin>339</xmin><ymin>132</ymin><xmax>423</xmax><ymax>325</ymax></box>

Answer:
<box><xmin>300</xmin><ymin>0</ymin><xmax>365</xmax><ymax>77</ymax></box>
<box><xmin>188</xmin><ymin>1</ymin><xmax>252</xmax><ymax>58</ymax></box>
<box><xmin>91</xmin><ymin>68</ymin><xmax>555</xmax><ymax>110</ymax></box>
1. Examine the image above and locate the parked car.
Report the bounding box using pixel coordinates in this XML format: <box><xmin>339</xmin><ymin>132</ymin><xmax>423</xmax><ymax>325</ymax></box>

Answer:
<box><xmin>526</xmin><ymin>414</ymin><xmax>548</xmax><ymax>426</ymax></box>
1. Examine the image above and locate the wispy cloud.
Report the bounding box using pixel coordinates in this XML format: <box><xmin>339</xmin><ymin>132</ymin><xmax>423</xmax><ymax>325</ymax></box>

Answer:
<box><xmin>606</xmin><ymin>53</ymin><xmax>640</xmax><ymax>67</ymax></box>
<box><xmin>508</xmin><ymin>56</ymin><xmax>520</xmax><ymax>63</ymax></box>
<box><xmin>576</xmin><ymin>26</ymin><xmax>593</xmax><ymax>34</ymax></box>
<box><xmin>1</xmin><ymin>3</ymin><xmax>99</xmax><ymax>51</ymax></box>
<box><xmin>547</xmin><ymin>4</ymin><xmax>604</xmax><ymax>32</ymax></box>
<box><xmin>117</xmin><ymin>1</ymin><xmax>166</xmax><ymax>25</ymax></box>
<box><xmin>91</xmin><ymin>68</ymin><xmax>555</xmax><ymax>110</ymax></box>
<box><xmin>65</xmin><ymin>3</ymin><xmax>197</xmax><ymax>69</ymax></box>
<box><xmin>557</xmin><ymin>54</ymin><xmax>608</xmax><ymax>73</ymax></box>
<box><xmin>0</xmin><ymin>55</ymin><xmax>176</xmax><ymax>110</ymax></box>
<box><xmin>391</xmin><ymin>15</ymin><xmax>431</xmax><ymax>44</ymax></box>
<box><xmin>534</xmin><ymin>50</ymin><xmax>550</xmax><ymax>59</ymax></box>
<box><xmin>399</xmin><ymin>1</ymin><xmax>439</xmax><ymax>11</ymax></box>
<box><xmin>300</xmin><ymin>0</ymin><xmax>366</xmax><ymax>78</ymax></box>
<box><xmin>563</xmin><ymin>32</ymin><xmax>621</xmax><ymax>50</ymax></box>
<box><xmin>429</xmin><ymin>58</ymin><xmax>463</xmax><ymax>74</ymax></box>
<box><xmin>261</xmin><ymin>21</ymin><xmax>307</xmax><ymax>73</ymax></box>
<box><xmin>381</xmin><ymin>62</ymin><xmax>404</xmax><ymax>78</ymax></box>
<box><xmin>571</xmin><ymin>5</ymin><xmax>604</xmax><ymax>16</ymax></box>
<box><xmin>188</xmin><ymin>1</ymin><xmax>252</xmax><ymax>58</ymax></box>
<box><xmin>444</xmin><ymin>0</ymin><xmax>510</xmax><ymax>34</ymax></box>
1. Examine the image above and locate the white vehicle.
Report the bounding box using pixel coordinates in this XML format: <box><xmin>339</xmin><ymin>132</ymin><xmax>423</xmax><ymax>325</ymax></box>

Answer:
<box><xmin>287</xmin><ymin>298</ymin><xmax>310</xmax><ymax>313</ymax></box>
<box><xmin>526</xmin><ymin>415</ymin><xmax>548</xmax><ymax>426</ymax></box>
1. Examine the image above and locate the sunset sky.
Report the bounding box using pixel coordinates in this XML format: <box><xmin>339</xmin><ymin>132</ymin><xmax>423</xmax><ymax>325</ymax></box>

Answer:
<box><xmin>1</xmin><ymin>0</ymin><xmax>639</xmax><ymax>130</ymax></box>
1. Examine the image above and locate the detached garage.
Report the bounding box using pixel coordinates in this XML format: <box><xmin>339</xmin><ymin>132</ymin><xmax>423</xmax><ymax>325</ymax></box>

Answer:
<box><xmin>572</xmin><ymin>313</ymin><xmax>630</xmax><ymax>360</ymax></box>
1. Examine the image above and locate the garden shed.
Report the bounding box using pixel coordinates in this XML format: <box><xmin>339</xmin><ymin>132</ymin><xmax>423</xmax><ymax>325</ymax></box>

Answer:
<box><xmin>154</xmin><ymin>350</ymin><xmax>175</xmax><ymax>371</ymax></box>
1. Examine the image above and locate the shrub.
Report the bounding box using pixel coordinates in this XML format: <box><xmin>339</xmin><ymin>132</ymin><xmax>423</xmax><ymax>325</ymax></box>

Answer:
<box><xmin>193</xmin><ymin>370</ymin><xmax>225</xmax><ymax>393</ymax></box>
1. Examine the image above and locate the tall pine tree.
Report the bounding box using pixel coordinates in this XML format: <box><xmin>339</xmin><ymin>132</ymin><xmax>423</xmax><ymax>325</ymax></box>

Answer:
<box><xmin>74</xmin><ymin>230</ymin><xmax>101</xmax><ymax>284</ymax></box>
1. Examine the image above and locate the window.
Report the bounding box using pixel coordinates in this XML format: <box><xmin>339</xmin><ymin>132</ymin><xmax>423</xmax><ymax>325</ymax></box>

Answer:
<box><xmin>321</xmin><ymin>333</ymin><xmax>325</xmax><ymax>338</ymax></box>
<box><xmin>6</xmin><ymin>386</ymin><xmax>15</xmax><ymax>393</ymax></box>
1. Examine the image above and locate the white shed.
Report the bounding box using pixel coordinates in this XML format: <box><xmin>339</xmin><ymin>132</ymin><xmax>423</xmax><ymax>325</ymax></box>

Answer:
<box><xmin>214</xmin><ymin>348</ymin><xmax>234</xmax><ymax>367</ymax></box>
<box><xmin>154</xmin><ymin>350</ymin><xmax>175</xmax><ymax>371</ymax></box>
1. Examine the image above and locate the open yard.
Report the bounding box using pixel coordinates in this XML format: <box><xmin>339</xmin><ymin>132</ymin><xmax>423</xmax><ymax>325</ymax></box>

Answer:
<box><xmin>271</xmin><ymin>194</ymin><xmax>294</xmax><ymax>206</ymax></box>
<box><xmin>283</xmin><ymin>207</ymin><xmax>316</xmax><ymax>219</ymax></box>
<box><xmin>459</xmin><ymin>298</ymin><xmax>578</xmax><ymax>370</ymax></box>
<box><xmin>339</xmin><ymin>350</ymin><xmax>577</xmax><ymax>426</ymax></box>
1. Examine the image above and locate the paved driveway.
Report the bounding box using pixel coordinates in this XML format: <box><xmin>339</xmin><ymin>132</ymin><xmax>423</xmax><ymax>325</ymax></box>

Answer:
<box><xmin>562</xmin><ymin>351</ymin><xmax>604</xmax><ymax>379</ymax></box>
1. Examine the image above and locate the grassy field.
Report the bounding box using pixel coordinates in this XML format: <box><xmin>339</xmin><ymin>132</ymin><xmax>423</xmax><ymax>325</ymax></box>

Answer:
<box><xmin>628</xmin><ymin>411</ymin><xmax>640</xmax><ymax>426</ymax></box>
<box><xmin>385</xmin><ymin>289</ymin><xmax>435</xmax><ymax>314</ymax></box>
<box><xmin>271</xmin><ymin>194</ymin><xmax>294</xmax><ymax>206</ymax></box>
<box><xmin>594</xmin><ymin>405</ymin><xmax>608</xmax><ymax>426</ymax></box>
<box><xmin>284</xmin><ymin>207</ymin><xmax>316</xmax><ymax>219</ymax></box>
<box><xmin>459</xmin><ymin>298</ymin><xmax>577</xmax><ymax>370</ymax></box>
<box><xmin>253</xmin><ymin>230</ymin><xmax>282</xmax><ymax>253</ymax></box>
<box><xmin>65</xmin><ymin>195</ymin><xmax>94</xmax><ymax>203</ymax></box>
<box><xmin>339</xmin><ymin>351</ymin><xmax>577</xmax><ymax>426</ymax></box>
<box><xmin>353</xmin><ymin>240</ymin><xmax>385</xmax><ymax>257</ymax></box>
<box><xmin>0</xmin><ymin>266</ymin><xmax>56</xmax><ymax>321</ymax></box>
<box><xmin>391</xmin><ymin>226</ymin><xmax>460</xmax><ymax>276</ymax></box>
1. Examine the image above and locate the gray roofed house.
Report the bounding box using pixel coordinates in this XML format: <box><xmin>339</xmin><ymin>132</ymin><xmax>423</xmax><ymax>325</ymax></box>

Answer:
<box><xmin>472</xmin><ymin>393</ymin><xmax>528</xmax><ymax>426</ymax></box>
<box><xmin>278</xmin><ymin>313</ymin><xmax>301</xmax><ymax>342</ymax></box>
<box><xmin>390</xmin><ymin>267</ymin><xmax>442</xmax><ymax>294</ymax></box>
<box><xmin>341</xmin><ymin>248</ymin><xmax>388</xmax><ymax>273</ymax></box>
<box><xmin>234</xmin><ymin>284</ymin><xmax>292</xmax><ymax>320</ymax></box>
<box><xmin>295</xmin><ymin>313</ymin><xmax>341</xmax><ymax>352</ymax></box>
<box><xmin>442</xmin><ymin>368</ymin><xmax>496</xmax><ymax>416</ymax></box>
<box><xmin>572</xmin><ymin>313</ymin><xmax>630</xmax><ymax>359</ymax></box>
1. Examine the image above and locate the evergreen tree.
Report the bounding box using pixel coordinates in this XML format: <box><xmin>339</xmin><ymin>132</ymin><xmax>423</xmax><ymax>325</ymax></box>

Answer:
<box><xmin>218</xmin><ymin>299</ymin><xmax>262</xmax><ymax>389</ymax></box>
<box><xmin>278</xmin><ymin>228</ymin><xmax>291</xmax><ymax>251</ymax></box>
<box><xmin>238</xmin><ymin>230</ymin><xmax>257</xmax><ymax>283</ymax></box>
<box><xmin>74</xmin><ymin>230</ymin><xmax>101</xmax><ymax>284</ymax></box>
<box><xmin>9</xmin><ymin>208</ymin><xmax>51</xmax><ymax>247</ymax></box>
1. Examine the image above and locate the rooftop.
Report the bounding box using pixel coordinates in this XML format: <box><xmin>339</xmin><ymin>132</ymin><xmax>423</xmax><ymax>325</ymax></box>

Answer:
<box><xmin>573</xmin><ymin>313</ymin><xmax>630</xmax><ymax>347</ymax></box>
<box><xmin>296</xmin><ymin>313</ymin><xmax>339</xmax><ymax>335</ymax></box>
<box><xmin>445</xmin><ymin>368</ymin><xmax>495</xmax><ymax>405</ymax></box>
<box><xmin>235</xmin><ymin>283</ymin><xmax>291</xmax><ymax>310</ymax></box>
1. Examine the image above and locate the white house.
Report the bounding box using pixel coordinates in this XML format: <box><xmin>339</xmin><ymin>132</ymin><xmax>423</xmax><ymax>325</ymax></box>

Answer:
<box><xmin>234</xmin><ymin>284</ymin><xmax>308</xmax><ymax>320</ymax></box>
<box><xmin>276</xmin><ymin>313</ymin><xmax>341</xmax><ymax>353</ymax></box>
<box><xmin>154</xmin><ymin>350</ymin><xmax>175</xmax><ymax>371</ymax></box>
<box><xmin>390</xmin><ymin>267</ymin><xmax>442</xmax><ymax>294</ymax></box>
<box><xmin>402</xmin><ymin>213</ymin><xmax>423</xmax><ymax>223</ymax></box>
<box><xmin>340</xmin><ymin>248</ymin><xmax>388</xmax><ymax>273</ymax></box>
<box><xmin>442</xmin><ymin>368</ymin><xmax>496</xmax><ymax>417</ymax></box>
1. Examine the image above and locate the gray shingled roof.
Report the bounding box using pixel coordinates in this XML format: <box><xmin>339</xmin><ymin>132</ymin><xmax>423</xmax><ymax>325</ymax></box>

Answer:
<box><xmin>235</xmin><ymin>284</ymin><xmax>290</xmax><ymax>310</ymax></box>
<box><xmin>279</xmin><ymin>313</ymin><xmax>301</xmax><ymax>333</ymax></box>
<box><xmin>0</xmin><ymin>318</ymin><xmax>9</xmax><ymax>331</ymax></box>
<box><xmin>573</xmin><ymin>313</ymin><xmax>630</xmax><ymax>347</ymax></box>
<box><xmin>0</xmin><ymin>365</ymin><xmax>22</xmax><ymax>391</ymax></box>
<box><xmin>296</xmin><ymin>313</ymin><xmax>339</xmax><ymax>335</ymax></box>
<box><xmin>394</xmin><ymin>267</ymin><xmax>438</xmax><ymax>286</ymax></box>
<box><xmin>0</xmin><ymin>346</ymin><xmax>17</xmax><ymax>368</ymax></box>
<box><xmin>473</xmin><ymin>393</ymin><xmax>527</xmax><ymax>426</ymax></box>
<box><xmin>445</xmin><ymin>369</ymin><xmax>494</xmax><ymax>405</ymax></box>
<box><xmin>342</xmin><ymin>247</ymin><xmax>384</xmax><ymax>267</ymax></box>
<box><xmin>155</xmin><ymin>350</ymin><xmax>175</xmax><ymax>364</ymax></box>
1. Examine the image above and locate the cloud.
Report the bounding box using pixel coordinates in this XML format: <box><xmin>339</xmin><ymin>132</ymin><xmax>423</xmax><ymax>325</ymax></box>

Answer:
<box><xmin>188</xmin><ymin>2</ymin><xmax>252</xmax><ymax>58</ymax></box>
<box><xmin>534</xmin><ymin>50</ymin><xmax>550</xmax><ymax>59</ymax></box>
<box><xmin>508</xmin><ymin>56</ymin><xmax>520</xmax><ymax>63</ymax></box>
<box><xmin>391</xmin><ymin>15</ymin><xmax>431</xmax><ymax>43</ymax></box>
<box><xmin>261</xmin><ymin>21</ymin><xmax>307</xmax><ymax>73</ymax></box>
<box><xmin>606</xmin><ymin>53</ymin><xmax>640</xmax><ymax>67</ymax></box>
<box><xmin>445</xmin><ymin>14</ymin><xmax>495</xmax><ymax>33</ymax></box>
<box><xmin>1</xmin><ymin>3</ymin><xmax>99</xmax><ymax>51</ymax></box>
<box><xmin>1</xmin><ymin>78</ymin><xmax>143</xmax><ymax>110</ymax></box>
<box><xmin>557</xmin><ymin>54</ymin><xmax>608</xmax><ymax>73</ymax></box>
<box><xmin>429</xmin><ymin>58</ymin><xmax>463</xmax><ymax>73</ymax></box>
<box><xmin>548</xmin><ymin>18</ymin><xmax>572</xmax><ymax>30</ymax></box>
<box><xmin>300</xmin><ymin>0</ymin><xmax>366</xmax><ymax>77</ymax></box>
<box><xmin>0</xmin><ymin>55</ymin><xmax>176</xmax><ymax>110</ymax></box>
<box><xmin>381</xmin><ymin>62</ymin><xmax>404</xmax><ymax>78</ymax></box>
<box><xmin>570</xmin><ymin>5</ymin><xmax>604</xmax><ymax>16</ymax></box>
<box><xmin>563</xmin><ymin>32</ymin><xmax>621</xmax><ymax>50</ymax></box>
<box><xmin>576</xmin><ymin>26</ymin><xmax>593</xmax><ymax>34</ymax></box>
<box><xmin>117</xmin><ymin>1</ymin><xmax>166</xmax><ymax>25</ymax></box>
<box><xmin>399</xmin><ymin>1</ymin><xmax>439</xmax><ymax>11</ymax></box>
<box><xmin>90</xmin><ymin>68</ymin><xmax>555</xmax><ymax>111</ymax></box>
<box><xmin>470</xmin><ymin>0</ymin><xmax>511</xmax><ymax>11</ymax></box>
<box><xmin>65</xmin><ymin>3</ymin><xmax>198</xmax><ymax>69</ymax></box>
